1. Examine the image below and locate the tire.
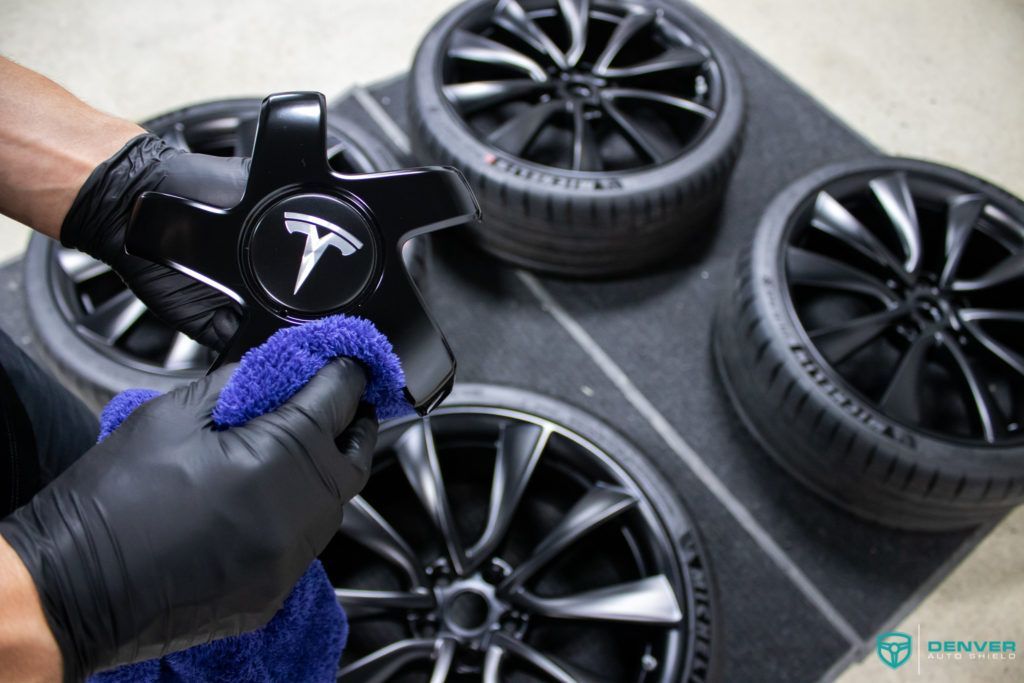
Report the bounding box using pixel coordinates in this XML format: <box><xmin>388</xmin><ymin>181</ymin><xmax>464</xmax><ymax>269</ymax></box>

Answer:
<box><xmin>24</xmin><ymin>98</ymin><xmax>410</xmax><ymax>410</ymax></box>
<box><xmin>409</xmin><ymin>0</ymin><xmax>744</xmax><ymax>277</ymax></box>
<box><xmin>715</xmin><ymin>157</ymin><xmax>1024</xmax><ymax>530</ymax></box>
<box><xmin>325</xmin><ymin>384</ymin><xmax>719</xmax><ymax>682</ymax></box>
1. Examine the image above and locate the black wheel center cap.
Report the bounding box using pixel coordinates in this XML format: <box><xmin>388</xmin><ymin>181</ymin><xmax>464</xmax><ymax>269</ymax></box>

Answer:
<box><xmin>124</xmin><ymin>91</ymin><xmax>480</xmax><ymax>414</ymax></box>
<box><xmin>247</xmin><ymin>193</ymin><xmax>378</xmax><ymax>316</ymax></box>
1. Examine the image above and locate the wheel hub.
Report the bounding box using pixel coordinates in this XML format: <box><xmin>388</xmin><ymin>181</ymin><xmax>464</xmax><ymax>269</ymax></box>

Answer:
<box><xmin>435</xmin><ymin>575</ymin><xmax>509</xmax><ymax>641</ymax></box>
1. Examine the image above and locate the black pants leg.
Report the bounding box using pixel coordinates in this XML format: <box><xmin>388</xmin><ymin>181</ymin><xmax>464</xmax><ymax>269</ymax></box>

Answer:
<box><xmin>0</xmin><ymin>329</ymin><xmax>98</xmax><ymax>516</ymax></box>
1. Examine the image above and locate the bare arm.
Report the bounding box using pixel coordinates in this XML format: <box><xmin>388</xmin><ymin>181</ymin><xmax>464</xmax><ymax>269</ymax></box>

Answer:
<box><xmin>0</xmin><ymin>535</ymin><xmax>61</xmax><ymax>682</ymax></box>
<box><xmin>0</xmin><ymin>56</ymin><xmax>140</xmax><ymax>681</ymax></box>
<box><xmin>0</xmin><ymin>56</ymin><xmax>142</xmax><ymax>239</ymax></box>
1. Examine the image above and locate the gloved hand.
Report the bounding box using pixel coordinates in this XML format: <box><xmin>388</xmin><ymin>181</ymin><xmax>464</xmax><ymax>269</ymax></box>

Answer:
<box><xmin>0</xmin><ymin>358</ymin><xmax>376</xmax><ymax>681</ymax></box>
<box><xmin>60</xmin><ymin>134</ymin><xmax>248</xmax><ymax>350</ymax></box>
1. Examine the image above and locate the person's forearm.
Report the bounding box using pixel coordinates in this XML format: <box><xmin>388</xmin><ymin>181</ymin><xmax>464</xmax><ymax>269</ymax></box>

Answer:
<box><xmin>0</xmin><ymin>534</ymin><xmax>61</xmax><ymax>682</ymax></box>
<box><xmin>0</xmin><ymin>56</ymin><xmax>143</xmax><ymax>239</ymax></box>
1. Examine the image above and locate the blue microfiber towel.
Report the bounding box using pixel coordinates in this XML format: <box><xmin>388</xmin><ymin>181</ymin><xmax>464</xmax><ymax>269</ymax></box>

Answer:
<box><xmin>90</xmin><ymin>314</ymin><xmax>412</xmax><ymax>682</ymax></box>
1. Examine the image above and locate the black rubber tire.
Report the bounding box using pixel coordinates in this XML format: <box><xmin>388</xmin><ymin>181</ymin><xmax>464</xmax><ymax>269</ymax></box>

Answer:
<box><xmin>408</xmin><ymin>0</ymin><xmax>745</xmax><ymax>277</ymax></box>
<box><xmin>714</xmin><ymin>157</ymin><xmax>1024</xmax><ymax>531</ymax></box>
<box><xmin>23</xmin><ymin>98</ymin><xmax>406</xmax><ymax>410</ymax></box>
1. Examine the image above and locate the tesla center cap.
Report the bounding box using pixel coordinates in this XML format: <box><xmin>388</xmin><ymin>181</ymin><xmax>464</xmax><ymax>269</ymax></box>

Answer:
<box><xmin>247</xmin><ymin>194</ymin><xmax>378</xmax><ymax>316</ymax></box>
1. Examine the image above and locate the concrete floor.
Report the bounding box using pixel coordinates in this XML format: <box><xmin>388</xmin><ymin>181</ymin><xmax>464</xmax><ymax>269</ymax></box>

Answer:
<box><xmin>2</xmin><ymin>1</ymin><xmax>1022</xmax><ymax>681</ymax></box>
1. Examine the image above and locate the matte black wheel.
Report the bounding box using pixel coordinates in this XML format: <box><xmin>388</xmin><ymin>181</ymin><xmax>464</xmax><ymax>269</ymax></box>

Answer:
<box><xmin>410</xmin><ymin>0</ymin><xmax>744</xmax><ymax>276</ymax></box>
<box><xmin>324</xmin><ymin>384</ymin><xmax>717</xmax><ymax>681</ymax></box>
<box><xmin>23</xmin><ymin>98</ymin><xmax>411</xmax><ymax>409</ymax></box>
<box><xmin>715</xmin><ymin>157</ymin><xmax>1024</xmax><ymax>530</ymax></box>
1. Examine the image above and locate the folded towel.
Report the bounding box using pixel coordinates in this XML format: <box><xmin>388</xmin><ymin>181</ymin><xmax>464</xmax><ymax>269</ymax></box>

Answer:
<box><xmin>90</xmin><ymin>315</ymin><xmax>410</xmax><ymax>682</ymax></box>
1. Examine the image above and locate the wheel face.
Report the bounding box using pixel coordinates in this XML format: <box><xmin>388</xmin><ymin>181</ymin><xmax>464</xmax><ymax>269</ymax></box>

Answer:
<box><xmin>28</xmin><ymin>99</ymin><xmax>404</xmax><ymax>400</ymax></box>
<box><xmin>410</xmin><ymin>0</ymin><xmax>744</xmax><ymax>277</ymax></box>
<box><xmin>782</xmin><ymin>168</ymin><xmax>1024</xmax><ymax>446</ymax></box>
<box><xmin>439</xmin><ymin>0</ymin><xmax>723</xmax><ymax>173</ymax></box>
<box><xmin>325</xmin><ymin>386</ymin><xmax>715</xmax><ymax>682</ymax></box>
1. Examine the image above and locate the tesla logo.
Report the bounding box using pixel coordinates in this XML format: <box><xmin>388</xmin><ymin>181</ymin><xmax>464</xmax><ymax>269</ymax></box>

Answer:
<box><xmin>284</xmin><ymin>212</ymin><xmax>364</xmax><ymax>294</ymax></box>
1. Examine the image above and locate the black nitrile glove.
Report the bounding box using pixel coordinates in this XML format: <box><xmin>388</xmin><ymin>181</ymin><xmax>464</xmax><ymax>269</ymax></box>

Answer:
<box><xmin>0</xmin><ymin>359</ymin><xmax>376</xmax><ymax>681</ymax></box>
<box><xmin>60</xmin><ymin>134</ymin><xmax>248</xmax><ymax>350</ymax></box>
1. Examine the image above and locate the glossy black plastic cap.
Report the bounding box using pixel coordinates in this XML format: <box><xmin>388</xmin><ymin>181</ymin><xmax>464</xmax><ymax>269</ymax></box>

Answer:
<box><xmin>126</xmin><ymin>92</ymin><xmax>480</xmax><ymax>414</ymax></box>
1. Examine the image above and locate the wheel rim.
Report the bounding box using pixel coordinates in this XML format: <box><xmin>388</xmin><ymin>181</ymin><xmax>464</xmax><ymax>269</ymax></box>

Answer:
<box><xmin>47</xmin><ymin>102</ymin><xmax>385</xmax><ymax>378</ymax></box>
<box><xmin>438</xmin><ymin>0</ymin><xmax>723</xmax><ymax>172</ymax></box>
<box><xmin>782</xmin><ymin>168</ymin><xmax>1024</xmax><ymax>445</ymax></box>
<box><xmin>325</xmin><ymin>404</ymin><xmax>707</xmax><ymax>681</ymax></box>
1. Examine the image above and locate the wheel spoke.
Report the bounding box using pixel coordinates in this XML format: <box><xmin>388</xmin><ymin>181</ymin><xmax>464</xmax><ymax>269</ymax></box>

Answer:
<box><xmin>599</xmin><ymin>45</ymin><xmax>706</xmax><ymax>79</ymax></box>
<box><xmin>500</xmin><ymin>486</ymin><xmax>637</xmax><ymax>592</ymax></box>
<box><xmin>953</xmin><ymin>250</ymin><xmax>1024</xmax><ymax>292</ymax></box>
<box><xmin>340</xmin><ymin>495</ymin><xmax>426</xmax><ymax>587</ymax></box>
<box><xmin>56</xmin><ymin>249</ymin><xmax>112</xmax><ymax>284</ymax></box>
<box><xmin>808</xmin><ymin>305</ymin><xmax>910</xmax><ymax>364</ymax></box>
<box><xmin>557</xmin><ymin>0</ymin><xmax>589</xmax><ymax>67</ymax></box>
<box><xmin>593</xmin><ymin>9</ymin><xmax>655</xmax><ymax>74</ymax></box>
<box><xmin>494</xmin><ymin>0</ymin><xmax>567</xmax><ymax>69</ymax></box>
<box><xmin>940</xmin><ymin>194</ymin><xmax>985</xmax><ymax>286</ymax></box>
<box><xmin>959</xmin><ymin>309</ymin><xmax>1024</xmax><ymax>325</ymax></box>
<box><xmin>937</xmin><ymin>333</ymin><xmax>1002</xmax><ymax>443</ymax></box>
<box><xmin>810</xmin><ymin>191</ymin><xmax>908</xmax><ymax>281</ymax></box>
<box><xmin>602</xmin><ymin>87</ymin><xmax>715</xmax><ymax>119</ymax></box>
<box><xmin>78</xmin><ymin>289</ymin><xmax>147</xmax><ymax>343</ymax></box>
<box><xmin>879</xmin><ymin>333</ymin><xmax>936</xmax><ymax>424</ymax></box>
<box><xmin>491</xmin><ymin>633</ymin><xmax>596</xmax><ymax>683</ymax></box>
<box><xmin>487</xmin><ymin>99</ymin><xmax>566</xmax><ymax>156</ymax></box>
<box><xmin>959</xmin><ymin>311</ymin><xmax>1024</xmax><ymax>379</ymax></box>
<box><xmin>449</xmin><ymin>29</ymin><xmax>549</xmax><ymax>81</ymax></box>
<box><xmin>786</xmin><ymin>246</ymin><xmax>898</xmax><ymax>304</ymax></box>
<box><xmin>511</xmin><ymin>575</ymin><xmax>682</xmax><ymax>625</ymax></box>
<box><xmin>571</xmin><ymin>102</ymin><xmax>602</xmax><ymax>171</ymax></box>
<box><xmin>428</xmin><ymin>639</ymin><xmax>456</xmax><ymax>683</ymax></box>
<box><xmin>483</xmin><ymin>645</ymin><xmax>505</xmax><ymax>683</ymax></box>
<box><xmin>601</xmin><ymin>97</ymin><xmax>674</xmax><ymax>164</ymax></box>
<box><xmin>869</xmin><ymin>173</ymin><xmax>922</xmax><ymax>274</ymax></box>
<box><xmin>337</xmin><ymin>638</ymin><xmax>436</xmax><ymax>682</ymax></box>
<box><xmin>443</xmin><ymin>80</ymin><xmax>551</xmax><ymax>115</ymax></box>
<box><xmin>333</xmin><ymin>588</ymin><xmax>434</xmax><ymax>620</ymax></box>
<box><xmin>467</xmin><ymin>424</ymin><xmax>550</xmax><ymax>570</ymax></box>
<box><xmin>394</xmin><ymin>421</ymin><xmax>467</xmax><ymax>574</ymax></box>
<box><xmin>163</xmin><ymin>333</ymin><xmax>206</xmax><ymax>370</ymax></box>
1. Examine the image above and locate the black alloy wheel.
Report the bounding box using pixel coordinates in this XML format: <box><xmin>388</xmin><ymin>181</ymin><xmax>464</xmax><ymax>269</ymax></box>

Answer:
<box><xmin>410</xmin><ymin>0</ymin><xmax>744</xmax><ymax>276</ymax></box>
<box><xmin>23</xmin><ymin>99</ymin><xmax>409</xmax><ymax>409</ymax></box>
<box><xmin>323</xmin><ymin>385</ymin><xmax>717</xmax><ymax>682</ymax></box>
<box><xmin>715</xmin><ymin>158</ymin><xmax>1024</xmax><ymax>530</ymax></box>
<box><xmin>440</xmin><ymin>0</ymin><xmax>723</xmax><ymax>172</ymax></box>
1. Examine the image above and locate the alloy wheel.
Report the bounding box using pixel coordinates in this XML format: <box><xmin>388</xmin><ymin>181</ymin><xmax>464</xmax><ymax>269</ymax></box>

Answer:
<box><xmin>784</xmin><ymin>170</ymin><xmax>1024</xmax><ymax>445</ymax></box>
<box><xmin>324</xmin><ymin>392</ymin><xmax>713</xmax><ymax>681</ymax></box>
<box><xmin>439</xmin><ymin>0</ymin><xmax>723</xmax><ymax>172</ymax></box>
